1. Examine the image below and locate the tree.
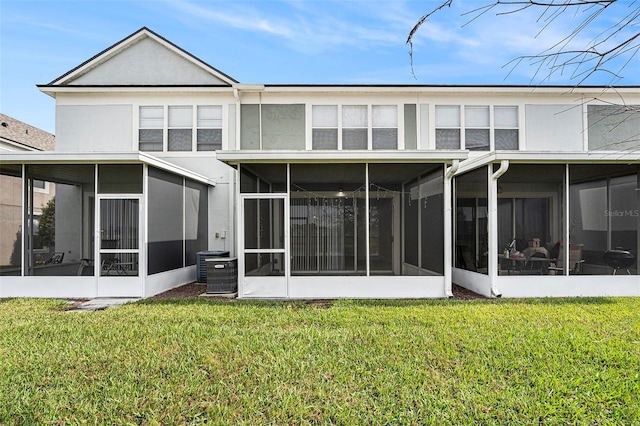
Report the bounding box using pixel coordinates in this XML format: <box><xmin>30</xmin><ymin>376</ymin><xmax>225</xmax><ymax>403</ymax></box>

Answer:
<box><xmin>39</xmin><ymin>197</ymin><xmax>55</xmax><ymax>248</ymax></box>
<box><xmin>407</xmin><ymin>0</ymin><xmax>640</xmax><ymax>85</ymax></box>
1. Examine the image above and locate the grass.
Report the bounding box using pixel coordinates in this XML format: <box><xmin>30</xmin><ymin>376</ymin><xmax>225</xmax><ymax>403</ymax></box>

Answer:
<box><xmin>0</xmin><ymin>297</ymin><xmax>639</xmax><ymax>425</ymax></box>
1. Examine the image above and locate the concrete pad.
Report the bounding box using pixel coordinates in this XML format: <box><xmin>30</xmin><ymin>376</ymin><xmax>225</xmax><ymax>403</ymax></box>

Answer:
<box><xmin>69</xmin><ymin>298</ymin><xmax>139</xmax><ymax>312</ymax></box>
<box><xmin>199</xmin><ymin>292</ymin><xmax>237</xmax><ymax>299</ymax></box>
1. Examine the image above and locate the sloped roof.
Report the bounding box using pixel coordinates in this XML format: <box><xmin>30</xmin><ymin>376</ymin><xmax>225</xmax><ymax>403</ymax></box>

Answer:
<box><xmin>44</xmin><ymin>27</ymin><xmax>238</xmax><ymax>87</ymax></box>
<box><xmin>0</xmin><ymin>113</ymin><xmax>55</xmax><ymax>151</ymax></box>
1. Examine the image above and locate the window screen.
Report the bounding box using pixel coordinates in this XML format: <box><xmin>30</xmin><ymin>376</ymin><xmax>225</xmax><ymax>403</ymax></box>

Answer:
<box><xmin>139</xmin><ymin>106</ymin><xmax>163</xmax><ymax>152</ymax></box>
<box><xmin>436</xmin><ymin>106</ymin><xmax>460</xmax><ymax>149</ymax></box>
<box><xmin>197</xmin><ymin>106</ymin><xmax>223</xmax><ymax>151</ymax></box>
<box><xmin>465</xmin><ymin>106</ymin><xmax>490</xmax><ymax>151</ymax></box>
<box><xmin>312</xmin><ymin>105</ymin><xmax>338</xmax><ymax>149</ymax></box>
<box><xmin>168</xmin><ymin>106</ymin><xmax>193</xmax><ymax>151</ymax></box>
<box><xmin>494</xmin><ymin>106</ymin><xmax>519</xmax><ymax>150</ymax></box>
<box><xmin>372</xmin><ymin>105</ymin><xmax>397</xmax><ymax>149</ymax></box>
<box><xmin>343</xmin><ymin>106</ymin><xmax>367</xmax><ymax>150</ymax></box>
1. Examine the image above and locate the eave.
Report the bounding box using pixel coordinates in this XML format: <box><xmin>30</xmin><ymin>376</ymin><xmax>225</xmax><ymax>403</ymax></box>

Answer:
<box><xmin>216</xmin><ymin>150</ymin><xmax>468</xmax><ymax>165</ymax></box>
<box><xmin>456</xmin><ymin>151</ymin><xmax>640</xmax><ymax>175</ymax></box>
<box><xmin>0</xmin><ymin>151</ymin><xmax>216</xmax><ymax>186</ymax></box>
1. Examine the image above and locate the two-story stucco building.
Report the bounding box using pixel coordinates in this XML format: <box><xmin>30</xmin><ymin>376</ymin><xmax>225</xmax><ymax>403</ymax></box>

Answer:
<box><xmin>1</xmin><ymin>27</ymin><xmax>638</xmax><ymax>299</ymax></box>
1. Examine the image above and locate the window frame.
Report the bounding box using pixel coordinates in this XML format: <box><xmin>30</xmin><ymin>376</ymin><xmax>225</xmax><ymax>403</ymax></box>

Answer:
<box><xmin>493</xmin><ymin>105</ymin><xmax>519</xmax><ymax>150</ymax></box>
<box><xmin>434</xmin><ymin>104</ymin><xmax>520</xmax><ymax>151</ymax></box>
<box><xmin>197</xmin><ymin>105</ymin><xmax>223</xmax><ymax>151</ymax></box>
<box><xmin>310</xmin><ymin>104</ymin><xmax>399</xmax><ymax>151</ymax></box>
<box><xmin>138</xmin><ymin>105</ymin><xmax>224</xmax><ymax>153</ymax></box>
<box><xmin>435</xmin><ymin>105</ymin><xmax>461</xmax><ymax>150</ymax></box>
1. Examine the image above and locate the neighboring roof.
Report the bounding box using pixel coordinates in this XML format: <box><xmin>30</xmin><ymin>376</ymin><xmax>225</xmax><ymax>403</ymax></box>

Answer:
<box><xmin>41</xmin><ymin>27</ymin><xmax>238</xmax><ymax>89</ymax></box>
<box><xmin>0</xmin><ymin>113</ymin><xmax>54</xmax><ymax>151</ymax></box>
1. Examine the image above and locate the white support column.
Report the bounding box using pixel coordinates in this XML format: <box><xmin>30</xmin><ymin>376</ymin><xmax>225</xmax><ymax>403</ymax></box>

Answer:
<box><xmin>365</xmin><ymin>163</ymin><xmax>370</xmax><ymax>276</ymax></box>
<box><xmin>489</xmin><ymin>160</ymin><xmax>509</xmax><ymax>297</ymax></box>
<box><xmin>443</xmin><ymin>160</ymin><xmax>459</xmax><ymax>297</ymax></box>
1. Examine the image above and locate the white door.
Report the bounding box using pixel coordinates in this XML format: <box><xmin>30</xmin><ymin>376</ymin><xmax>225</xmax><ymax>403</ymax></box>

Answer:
<box><xmin>240</xmin><ymin>195</ymin><xmax>288</xmax><ymax>297</ymax></box>
<box><xmin>96</xmin><ymin>196</ymin><xmax>143</xmax><ymax>297</ymax></box>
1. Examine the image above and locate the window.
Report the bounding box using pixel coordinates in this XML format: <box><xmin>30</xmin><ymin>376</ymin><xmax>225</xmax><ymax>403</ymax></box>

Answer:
<box><xmin>436</xmin><ymin>105</ymin><xmax>519</xmax><ymax>150</ymax></box>
<box><xmin>465</xmin><ymin>106</ymin><xmax>490</xmax><ymax>151</ymax></box>
<box><xmin>312</xmin><ymin>105</ymin><xmax>338</xmax><ymax>149</ymax></box>
<box><xmin>168</xmin><ymin>106</ymin><xmax>193</xmax><ymax>151</ymax></box>
<box><xmin>139</xmin><ymin>105</ymin><xmax>223</xmax><ymax>152</ymax></box>
<box><xmin>139</xmin><ymin>106</ymin><xmax>163</xmax><ymax>151</ymax></box>
<box><xmin>494</xmin><ymin>106</ymin><xmax>519</xmax><ymax>150</ymax></box>
<box><xmin>197</xmin><ymin>106</ymin><xmax>222</xmax><ymax>151</ymax></box>
<box><xmin>311</xmin><ymin>104</ymin><xmax>398</xmax><ymax>150</ymax></box>
<box><xmin>372</xmin><ymin>105</ymin><xmax>398</xmax><ymax>149</ymax></box>
<box><xmin>342</xmin><ymin>106</ymin><xmax>368</xmax><ymax>150</ymax></box>
<box><xmin>435</xmin><ymin>106</ymin><xmax>461</xmax><ymax>149</ymax></box>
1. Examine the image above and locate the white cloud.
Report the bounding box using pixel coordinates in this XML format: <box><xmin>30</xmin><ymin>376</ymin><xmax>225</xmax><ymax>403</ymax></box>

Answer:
<box><xmin>163</xmin><ymin>0</ymin><xmax>413</xmax><ymax>54</ymax></box>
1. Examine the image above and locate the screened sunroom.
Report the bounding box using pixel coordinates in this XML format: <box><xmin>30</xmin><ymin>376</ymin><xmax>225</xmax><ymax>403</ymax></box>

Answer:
<box><xmin>452</xmin><ymin>157</ymin><xmax>640</xmax><ymax>298</ymax></box>
<box><xmin>0</xmin><ymin>153</ymin><xmax>212</xmax><ymax>299</ymax></box>
<box><xmin>218</xmin><ymin>151</ymin><xmax>465</xmax><ymax>299</ymax></box>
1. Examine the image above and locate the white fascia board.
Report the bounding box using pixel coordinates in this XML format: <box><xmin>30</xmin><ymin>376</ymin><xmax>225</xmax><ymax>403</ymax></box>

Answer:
<box><xmin>38</xmin><ymin>86</ymin><xmax>235</xmax><ymax>97</ymax></box>
<box><xmin>456</xmin><ymin>151</ymin><xmax>640</xmax><ymax>175</ymax></box>
<box><xmin>216</xmin><ymin>150</ymin><xmax>468</xmax><ymax>164</ymax></box>
<box><xmin>0</xmin><ymin>138</ymin><xmax>39</xmax><ymax>151</ymax></box>
<box><xmin>260</xmin><ymin>85</ymin><xmax>640</xmax><ymax>96</ymax></box>
<box><xmin>233</xmin><ymin>84</ymin><xmax>265</xmax><ymax>92</ymax></box>
<box><xmin>0</xmin><ymin>151</ymin><xmax>215</xmax><ymax>186</ymax></box>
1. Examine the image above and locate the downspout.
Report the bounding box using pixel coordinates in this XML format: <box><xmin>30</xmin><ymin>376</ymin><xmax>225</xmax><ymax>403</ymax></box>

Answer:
<box><xmin>489</xmin><ymin>160</ymin><xmax>509</xmax><ymax>298</ymax></box>
<box><xmin>444</xmin><ymin>160</ymin><xmax>459</xmax><ymax>298</ymax></box>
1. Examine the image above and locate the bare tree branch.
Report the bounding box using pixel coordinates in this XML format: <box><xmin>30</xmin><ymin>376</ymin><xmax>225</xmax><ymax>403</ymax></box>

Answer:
<box><xmin>407</xmin><ymin>0</ymin><xmax>640</xmax><ymax>85</ymax></box>
<box><xmin>406</xmin><ymin>0</ymin><xmax>453</xmax><ymax>79</ymax></box>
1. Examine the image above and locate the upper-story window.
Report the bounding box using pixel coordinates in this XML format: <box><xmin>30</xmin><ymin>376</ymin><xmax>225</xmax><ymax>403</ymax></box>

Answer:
<box><xmin>342</xmin><ymin>106</ymin><xmax>368</xmax><ymax>149</ymax></box>
<box><xmin>435</xmin><ymin>105</ymin><xmax>461</xmax><ymax>149</ymax></box>
<box><xmin>312</xmin><ymin>105</ymin><xmax>398</xmax><ymax>150</ymax></box>
<box><xmin>139</xmin><ymin>106</ymin><xmax>164</xmax><ymax>152</ymax></box>
<box><xmin>372</xmin><ymin>105</ymin><xmax>398</xmax><ymax>149</ymax></box>
<box><xmin>139</xmin><ymin>105</ymin><xmax>222</xmax><ymax>152</ymax></box>
<box><xmin>197</xmin><ymin>106</ymin><xmax>223</xmax><ymax>151</ymax></box>
<box><xmin>168</xmin><ymin>106</ymin><xmax>192</xmax><ymax>151</ymax></box>
<box><xmin>494</xmin><ymin>106</ymin><xmax>519</xmax><ymax>150</ymax></box>
<box><xmin>436</xmin><ymin>105</ymin><xmax>519</xmax><ymax>150</ymax></box>
<box><xmin>312</xmin><ymin>105</ymin><xmax>338</xmax><ymax>149</ymax></box>
<box><xmin>465</xmin><ymin>106</ymin><xmax>490</xmax><ymax>151</ymax></box>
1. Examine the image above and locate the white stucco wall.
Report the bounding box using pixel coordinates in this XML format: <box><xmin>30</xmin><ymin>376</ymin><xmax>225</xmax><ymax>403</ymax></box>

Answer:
<box><xmin>71</xmin><ymin>37</ymin><xmax>228</xmax><ymax>86</ymax></box>
<box><xmin>56</xmin><ymin>105</ymin><xmax>133</xmax><ymax>152</ymax></box>
<box><xmin>525</xmin><ymin>104</ymin><xmax>584</xmax><ymax>151</ymax></box>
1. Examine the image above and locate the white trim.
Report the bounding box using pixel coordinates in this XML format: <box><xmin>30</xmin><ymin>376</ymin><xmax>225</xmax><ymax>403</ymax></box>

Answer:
<box><xmin>455</xmin><ymin>151</ymin><xmax>640</xmax><ymax>175</ymax></box>
<box><xmin>217</xmin><ymin>150</ymin><xmax>467</xmax><ymax>163</ymax></box>
<box><xmin>255</xmin><ymin>86</ymin><xmax>640</xmax><ymax>96</ymax></box>
<box><xmin>283</xmin><ymin>275</ymin><xmax>448</xmax><ymax>299</ymax></box>
<box><xmin>0</xmin><ymin>151</ymin><xmax>216</xmax><ymax>186</ymax></box>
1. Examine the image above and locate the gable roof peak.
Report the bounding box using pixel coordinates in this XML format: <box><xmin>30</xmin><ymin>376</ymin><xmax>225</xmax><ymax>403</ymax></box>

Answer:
<box><xmin>46</xmin><ymin>27</ymin><xmax>238</xmax><ymax>87</ymax></box>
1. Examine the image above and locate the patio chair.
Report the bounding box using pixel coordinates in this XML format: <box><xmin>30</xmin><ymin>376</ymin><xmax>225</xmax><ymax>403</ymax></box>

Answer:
<box><xmin>100</xmin><ymin>239</ymin><xmax>129</xmax><ymax>276</ymax></box>
<box><xmin>522</xmin><ymin>251</ymin><xmax>549</xmax><ymax>275</ymax></box>
<box><xmin>548</xmin><ymin>244</ymin><xmax>584</xmax><ymax>275</ymax></box>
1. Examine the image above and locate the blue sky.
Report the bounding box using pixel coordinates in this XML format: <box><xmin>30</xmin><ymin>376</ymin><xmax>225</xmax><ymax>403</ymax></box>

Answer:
<box><xmin>1</xmin><ymin>0</ymin><xmax>639</xmax><ymax>134</ymax></box>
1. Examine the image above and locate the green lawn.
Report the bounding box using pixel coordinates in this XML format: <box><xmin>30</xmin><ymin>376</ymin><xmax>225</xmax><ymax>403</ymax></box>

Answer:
<box><xmin>1</xmin><ymin>297</ymin><xmax>639</xmax><ymax>425</ymax></box>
